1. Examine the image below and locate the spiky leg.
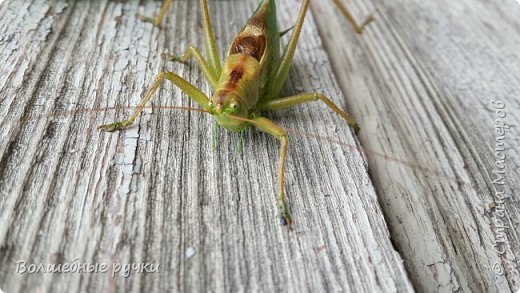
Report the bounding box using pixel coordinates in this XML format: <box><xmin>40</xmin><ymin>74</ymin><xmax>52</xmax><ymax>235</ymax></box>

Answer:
<box><xmin>249</xmin><ymin>117</ymin><xmax>292</xmax><ymax>230</ymax></box>
<box><xmin>98</xmin><ymin>71</ymin><xmax>210</xmax><ymax>132</ymax></box>
<box><xmin>333</xmin><ymin>0</ymin><xmax>376</xmax><ymax>34</ymax></box>
<box><xmin>138</xmin><ymin>0</ymin><xmax>173</xmax><ymax>28</ymax></box>
<box><xmin>258</xmin><ymin>93</ymin><xmax>359</xmax><ymax>134</ymax></box>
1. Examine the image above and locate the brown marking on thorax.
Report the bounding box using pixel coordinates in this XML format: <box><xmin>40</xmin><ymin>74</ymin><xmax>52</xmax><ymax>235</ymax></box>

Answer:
<box><xmin>221</xmin><ymin>55</ymin><xmax>249</xmax><ymax>92</ymax></box>
<box><xmin>229</xmin><ymin>67</ymin><xmax>244</xmax><ymax>86</ymax></box>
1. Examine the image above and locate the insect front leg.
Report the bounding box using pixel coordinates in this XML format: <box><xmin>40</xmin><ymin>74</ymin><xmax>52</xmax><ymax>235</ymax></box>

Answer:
<box><xmin>163</xmin><ymin>46</ymin><xmax>219</xmax><ymax>89</ymax></box>
<box><xmin>138</xmin><ymin>0</ymin><xmax>173</xmax><ymax>28</ymax></box>
<box><xmin>258</xmin><ymin>93</ymin><xmax>360</xmax><ymax>134</ymax></box>
<box><xmin>248</xmin><ymin>117</ymin><xmax>292</xmax><ymax>230</ymax></box>
<box><xmin>332</xmin><ymin>0</ymin><xmax>376</xmax><ymax>34</ymax></box>
<box><xmin>98</xmin><ymin>71</ymin><xmax>210</xmax><ymax>132</ymax></box>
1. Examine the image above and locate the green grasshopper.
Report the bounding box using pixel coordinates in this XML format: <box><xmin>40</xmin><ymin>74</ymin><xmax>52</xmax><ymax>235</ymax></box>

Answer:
<box><xmin>98</xmin><ymin>0</ymin><xmax>372</xmax><ymax>229</ymax></box>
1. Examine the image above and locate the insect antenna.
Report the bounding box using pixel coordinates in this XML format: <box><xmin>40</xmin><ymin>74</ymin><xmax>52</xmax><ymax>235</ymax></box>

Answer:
<box><xmin>27</xmin><ymin>110</ymin><xmax>466</xmax><ymax>189</ymax></box>
<box><xmin>2</xmin><ymin>108</ymin><xmax>471</xmax><ymax>188</ymax></box>
<box><xmin>0</xmin><ymin>105</ymin><xmax>211</xmax><ymax>128</ymax></box>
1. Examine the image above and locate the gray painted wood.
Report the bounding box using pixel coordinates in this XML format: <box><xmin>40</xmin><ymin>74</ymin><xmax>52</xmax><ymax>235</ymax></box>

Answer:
<box><xmin>313</xmin><ymin>0</ymin><xmax>520</xmax><ymax>292</ymax></box>
<box><xmin>0</xmin><ymin>1</ymin><xmax>412</xmax><ymax>292</ymax></box>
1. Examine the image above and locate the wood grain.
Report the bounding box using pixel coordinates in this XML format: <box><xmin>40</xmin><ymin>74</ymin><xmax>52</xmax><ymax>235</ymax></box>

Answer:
<box><xmin>313</xmin><ymin>0</ymin><xmax>520</xmax><ymax>292</ymax></box>
<box><xmin>0</xmin><ymin>1</ymin><xmax>412</xmax><ymax>292</ymax></box>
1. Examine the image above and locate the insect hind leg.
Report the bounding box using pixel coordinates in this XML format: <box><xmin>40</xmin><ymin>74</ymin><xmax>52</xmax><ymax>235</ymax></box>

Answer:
<box><xmin>265</xmin><ymin>0</ymin><xmax>311</xmax><ymax>99</ymax></box>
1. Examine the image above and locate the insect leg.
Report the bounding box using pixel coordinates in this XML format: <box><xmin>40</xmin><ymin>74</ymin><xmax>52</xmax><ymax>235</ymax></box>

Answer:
<box><xmin>200</xmin><ymin>0</ymin><xmax>222</xmax><ymax>77</ymax></box>
<box><xmin>138</xmin><ymin>0</ymin><xmax>173</xmax><ymax>28</ymax></box>
<box><xmin>258</xmin><ymin>93</ymin><xmax>359</xmax><ymax>134</ymax></box>
<box><xmin>163</xmin><ymin>46</ymin><xmax>219</xmax><ymax>89</ymax></box>
<box><xmin>333</xmin><ymin>0</ymin><xmax>376</xmax><ymax>34</ymax></box>
<box><xmin>98</xmin><ymin>71</ymin><xmax>210</xmax><ymax>132</ymax></box>
<box><xmin>248</xmin><ymin>117</ymin><xmax>292</xmax><ymax>230</ymax></box>
<box><xmin>265</xmin><ymin>0</ymin><xmax>310</xmax><ymax>99</ymax></box>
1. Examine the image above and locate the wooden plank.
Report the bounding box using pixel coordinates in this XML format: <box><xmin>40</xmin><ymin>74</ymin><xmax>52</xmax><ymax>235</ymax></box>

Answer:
<box><xmin>0</xmin><ymin>1</ymin><xmax>412</xmax><ymax>292</ymax></box>
<box><xmin>313</xmin><ymin>0</ymin><xmax>520</xmax><ymax>292</ymax></box>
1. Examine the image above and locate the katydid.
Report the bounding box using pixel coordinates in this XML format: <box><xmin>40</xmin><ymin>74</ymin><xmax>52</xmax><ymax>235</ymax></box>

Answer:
<box><xmin>98</xmin><ymin>0</ymin><xmax>370</xmax><ymax>229</ymax></box>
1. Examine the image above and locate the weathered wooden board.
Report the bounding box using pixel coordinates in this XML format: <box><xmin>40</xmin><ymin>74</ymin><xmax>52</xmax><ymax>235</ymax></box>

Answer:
<box><xmin>0</xmin><ymin>1</ymin><xmax>412</xmax><ymax>292</ymax></box>
<box><xmin>313</xmin><ymin>0</ymin><xmax>520</xmax><ymax>292</ymax></box>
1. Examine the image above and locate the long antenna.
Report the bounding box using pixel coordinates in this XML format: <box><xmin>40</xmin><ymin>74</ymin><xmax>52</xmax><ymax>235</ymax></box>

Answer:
<box><xmin>0</xmin><ymin>105</ymin><xmax>211</xmax><ymax>128</ymax></box>
<box><xmin>1</xmin><ymin>109</ymin><xmax>470</xmax><ymax>187</ymax></box>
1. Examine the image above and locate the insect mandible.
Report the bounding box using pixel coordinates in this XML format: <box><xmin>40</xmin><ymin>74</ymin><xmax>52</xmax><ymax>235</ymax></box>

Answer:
<box><xmin>98</xmin><ymin>0</ymin><xmax>373</xmax><ymax>229</ymax></box>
